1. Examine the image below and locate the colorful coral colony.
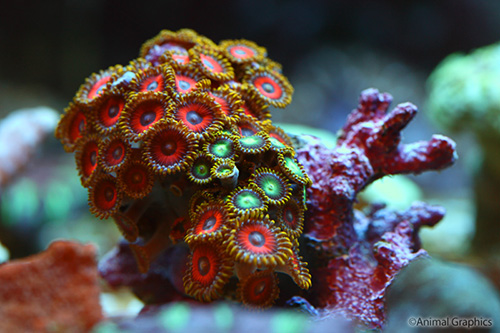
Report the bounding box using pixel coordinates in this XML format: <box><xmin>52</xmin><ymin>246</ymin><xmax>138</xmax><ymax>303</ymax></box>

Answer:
<box><xmin>55</xmin><ymin>29</ymin><xmax>313</xmax><ymax>308</ymax></box>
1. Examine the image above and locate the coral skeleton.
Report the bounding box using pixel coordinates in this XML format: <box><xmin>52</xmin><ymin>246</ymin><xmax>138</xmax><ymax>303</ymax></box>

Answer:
<box><xmin>292</xmin><ymin>89</ymin><xmax>456</xmax><ymax>327</ymax></box>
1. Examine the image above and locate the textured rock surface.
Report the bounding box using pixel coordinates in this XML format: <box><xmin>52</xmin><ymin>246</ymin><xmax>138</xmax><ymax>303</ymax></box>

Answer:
<box><xmin>0</xmin><ymin>240</ymin><xmax>103</xmax><ymax>332</ymax></box>
<box><xmin>290</xmin><ymin>88</ymin><xmax>456</xmax><ymax>329</ymax></box>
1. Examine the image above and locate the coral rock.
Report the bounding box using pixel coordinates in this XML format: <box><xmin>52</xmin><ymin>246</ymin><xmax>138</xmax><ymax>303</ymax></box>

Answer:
<box><xmin>0</xmin><ymin>240</ymin><xmax>103</xmax><ymax>332</ymax></box>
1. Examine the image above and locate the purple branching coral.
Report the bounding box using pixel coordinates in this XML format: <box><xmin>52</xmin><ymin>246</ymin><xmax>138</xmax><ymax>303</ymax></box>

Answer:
<box><xmin>289</xmin><ymin>88</ymin><xmax>456</xmax><ymax>328</ymax></box>
<box><xmin>298</xmin><ymin>88</ymin><xmax>455</xmax><ymax>250</ymax></box>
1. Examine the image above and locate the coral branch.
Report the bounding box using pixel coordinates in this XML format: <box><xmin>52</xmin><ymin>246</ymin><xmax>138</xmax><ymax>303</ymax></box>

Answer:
<box><xmin>293</xmin><ymin>88</ymin><xmax>457</xmax><ymax>329</ymax></box>
<box><xmin>384</xmin><ymin>135</ymin><xmax>457</xmax><ymax>174</ymax></box>
<box><xmin>338</xmin><ymin>89</ymin><xmax>456</xmax><ymax>176</ymax></box>
<box><xmin>365</xmin><ymin>202</ymin><xmax>445</xmax><ymax>245</ymax></box>
<box><xmin>298</xmin><ymin>88</ymin><xmax>456</xmax><ymax>245</ymax></box>
<box><xmin>298</xmin><ymin>207</ymin><xmax>436</xmax><ymax>329</ymax></box>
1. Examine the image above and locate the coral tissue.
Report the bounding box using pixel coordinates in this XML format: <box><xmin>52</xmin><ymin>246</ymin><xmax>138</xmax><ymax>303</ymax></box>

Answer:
<box><xmin>55</xmin><ymin>29</ymin><xmax>310</xmax><ymax>308</ymax></box>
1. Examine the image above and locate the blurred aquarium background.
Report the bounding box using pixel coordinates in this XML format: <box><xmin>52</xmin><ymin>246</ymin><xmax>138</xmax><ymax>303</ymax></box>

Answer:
<box><xmin>1</xmin><ymin>0</ymin><xmax>500</xmax><ymax>325</ymax></box>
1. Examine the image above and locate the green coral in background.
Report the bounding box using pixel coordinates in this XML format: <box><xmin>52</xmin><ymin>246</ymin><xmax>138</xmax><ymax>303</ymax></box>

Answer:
<box><xmin>427</xmin><ymin>43</ymin><xmax>500</xmax><ymax>135</ymax></box>
<box><xmin>427</xmin><ymin>42</ymin><xmax>500</xmax><ymax>254</ymax></box>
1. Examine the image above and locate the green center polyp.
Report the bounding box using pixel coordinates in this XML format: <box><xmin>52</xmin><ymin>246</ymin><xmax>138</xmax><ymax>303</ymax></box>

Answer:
<box><xmin>211</xmin><ymin>139</ymin><xmax>233</xmax><ymax>158</ymax></box>
<box><xmin>193</xmin><ymin>160</ymin><xmax>211</xmax><ymax>179</ymax></box>
<box><xmin>258</xmin><ymin>174</ymin><xmax>284</xmax><ymax>199</ymax></box>
<box><xmin>239</xmin><ymin>135</ymin><xmax>264</xmax><ymax>149</ymax></box>
<box><xmin>270</xmin><ymin>137</ymin><xmax>285</xmax><ymax>148</ymax></box>
<box><xmin>218</xmin><ymin>166</ymin><xmax>233</xmax><ymax>176</ymax></box>
<box><xmin>284</xmin><ymin>157</ymin><xmax>304</xmax><ymax>177</ymax></box>
<box><xmin>234</xmin><ymin>190</ymin><xmax>263</xmax><ymax>210</ymax></box>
